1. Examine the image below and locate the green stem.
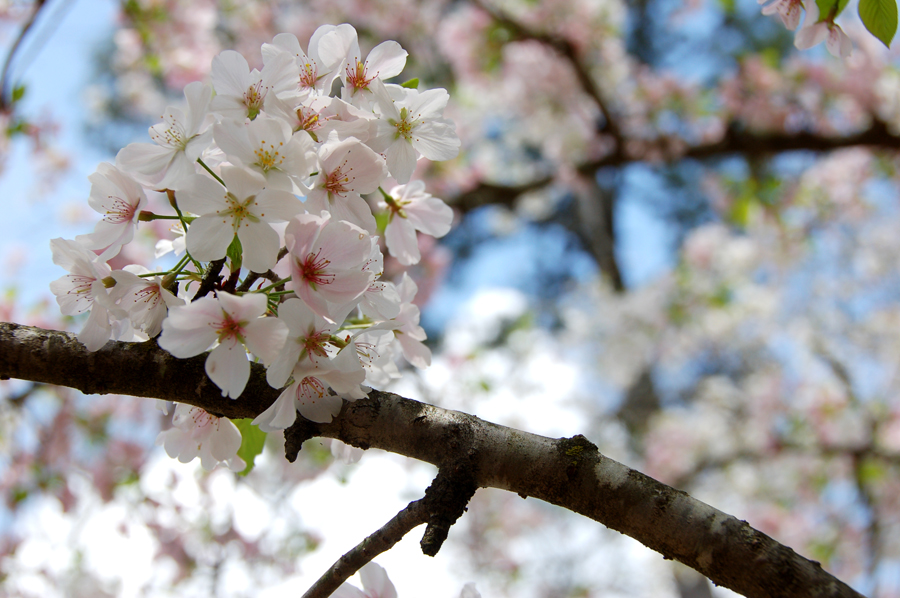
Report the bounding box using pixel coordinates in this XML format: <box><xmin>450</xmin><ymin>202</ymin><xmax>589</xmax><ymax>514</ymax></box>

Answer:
<box><xmin>254</xmin><ymin>277</ymin><xmax>292</xmax><ymax>294</ymax></box>
<box><xmin>197</xmin><ymin>157</ymin><xmax>226</xmax><ymax>186</ymax></box>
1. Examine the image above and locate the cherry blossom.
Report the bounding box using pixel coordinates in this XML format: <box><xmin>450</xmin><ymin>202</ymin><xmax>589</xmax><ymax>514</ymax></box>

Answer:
<box><xmin>264</xmin><ymin>297</ymin><xmax>356</xmax><ymax>389</ymax></box>
<box><xmin>331</xmin><ymin>562</ymin><xmax>398</xmax><ymax>598</ymax></box>
<box><xmin>758</xmin><ymin>0</ymin><xmax>803</xmax><ymax>31</ymax></box>
<box><xmin>793</xmin><ymin>1</ymin><xmax>852</xmax><ymax>58</ymax></box>
<box><xmin>261</xmin><ymin>26</ymin><xmax>355</xmax><ymax>98</ymax></box>
<box><xmin>48</xmin><ymin>238</ymin><xmax>123</xmax><ymax>351</ymax></box>
<box><xmin>380</xmin><ymin>180</ymin><xmax>453</xmax><ymax>265</ymax></box>
<box><xmin>285</xmin><ymin>212</ymin><xmax>374</xmax><ymax>320</ymax></box>
<box><xmin>335</xmin><ymin>30</ymin><xmax>408</xmax><ymax>107</ymax></box>
<box><xmin>369</xmin><ymin>83</ymin><xmax>460</xmax><ymax>184</ymax></box>
<box><xmin>176</xmin><ymin>166</ymin><xmax>303</xmax><ymax>272</ymax></box>
<box><xmin>158</xmin><ymin>292</ymin><xmax>287</xmax><ymax>398</ymax></box>
<box><xmin>156</xmin><ymin>403</ymin><xmax>246</xmax><ymax>471</ymax></box>
<box><xmin>116</xmin><ymin>81</ymin><xmax>214</xmax><ymax>189</ymax></box>
<box><xmin>76</xmin><ymin>163</ymin><xmax>147</xmax><ymax>260</ymax></box>
<box><xmin>213</xmin><ymin>115</ymin><xmax>316</xmax><ymax>192</ymax></box>
<box><xmin>108</xmin><ymin>266</ymin><xmax>184</xmax><ymax>338</ymax></box>
<box><xmin>305</xmin><ymin>130</ymin><xmax>388</xmax><ymax>233</ymax></box>
<box><xmin>209</xmin><ymin>49</ymin><xmax>298</xmax><ymax>120</ymax></box>
<box><xmin>392</xmin><ymin>273</ymin><xmax>431</xmax><ymax>369</ymax></box>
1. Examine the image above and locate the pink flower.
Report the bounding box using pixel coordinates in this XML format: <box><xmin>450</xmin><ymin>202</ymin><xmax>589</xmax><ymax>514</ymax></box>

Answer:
<box><xmin>392</xmin><ymin>273</ymin><xmax>431</xmax><ymax>369</ymax></box>
<box><xmin>758</xmin><ymin>0</ymin><xmax>803</xmax><ymax>31</ymax></box>
<box><xmin>213</xmin><ymin>115</ymin><xmax>315</xmax><ymax>193</ymax></box>
<box><xmin>305</xmin><ymin>131</ymin><xmax>388</xmax><ymax>233</ymax></box>
<box><xmin>156</xmin><ymin>403</ymin><xmax>245</xmax><ymax>471</ymax></box>
<box><xmin>285</xmin><ymin>212</ymin><xmax>374</xmax><ymax>320</ymax></box>
<box><xmin>261</xmin><ymin>26</ymin><xmax>356</xmax><ymax>98</ymax></box>
<box><xmin>793</xmin><ymin>1</ymin><xmax>852</xmax><ymax>58</ymax></box>
<box><xmin>210</xmin><ymin>49</ymin><xmax>298</xmax><ymax>120</ymax></box>
<box><xmin>109</xmin><ymin>266</ymin><xmax>184</xmax><ymax>338</ymax></box>
<box><xmin>369</xmin><ymin>83</ymin><xmax>460</xmax><ymax>184</ymax></box>
<box><xmin>76</xmin><ymin>163</ymin><xmax>148</xmax><ymax>260</ymax></box>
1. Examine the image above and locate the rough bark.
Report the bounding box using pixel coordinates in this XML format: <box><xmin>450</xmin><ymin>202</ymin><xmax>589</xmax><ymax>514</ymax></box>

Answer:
<box><xmin>0</xmin><ymin>322</ymin><xmax>867</xmax><ymax>598</ymax></box>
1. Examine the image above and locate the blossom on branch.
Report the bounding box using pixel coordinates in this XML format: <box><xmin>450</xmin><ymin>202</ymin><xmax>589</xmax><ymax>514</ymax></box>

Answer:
<box><xmin>158</xmin><ymin>292</ymin><xmax>287</xmax><ymax>398</ymax></box>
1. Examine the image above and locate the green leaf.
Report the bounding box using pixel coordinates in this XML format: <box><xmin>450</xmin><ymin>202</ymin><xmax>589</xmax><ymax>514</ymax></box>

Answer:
<box><xmin>226</xmin><ymin>235</ymin><xmax>243</xmax><ymax>272</ymax></box>
<box><xmin>233</xmin><ymin>418</ymin><xmax>266</xmax><ymax>476</ymax></box>
<box><xmin>816</xmin><ymin>0</ymin><xmax>850</xmax><ymax>18</ymax></box>
<box><xmin>859</xmin><ymin>0</ymin><xmax>898</xmax><ymax>47</ymax></box>
<box><xmin>11</xmin><ymin>84</ymin><xmax>25</xmax><ymax>103</ymax></box>
<box><xmin>400</xmin><ymin>78</ymin><xmax>419</xmax><ymax>89</ymax></box>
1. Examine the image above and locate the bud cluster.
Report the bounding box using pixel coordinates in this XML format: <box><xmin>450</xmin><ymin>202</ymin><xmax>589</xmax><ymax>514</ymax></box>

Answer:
<box><xmin>49</xmin><ymin>24</ymin><xmax>460</xmax><ymax>469</ymax></box>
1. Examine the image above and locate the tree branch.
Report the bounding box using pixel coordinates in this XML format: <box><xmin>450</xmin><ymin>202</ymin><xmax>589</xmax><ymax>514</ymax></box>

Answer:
<box><xmin>301</xmin><ymin>498</ymin><xmax>430</xmax><ymax>598</ymax></box>
<box><xmin>0</xmin><ymin>322</ymin><xmax>867</xmax><ymax>598</ymax></box>
<box><xmin>451</xmin><ymin>120</ymin><xmax>900</xmax><ymax>215</ymax></box>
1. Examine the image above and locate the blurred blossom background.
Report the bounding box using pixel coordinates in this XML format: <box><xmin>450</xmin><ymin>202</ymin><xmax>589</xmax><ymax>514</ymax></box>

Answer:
<box><xmin>3</xmin><ymin>0</ymin><xmax>900</xmax><ymax>596</ymax></box>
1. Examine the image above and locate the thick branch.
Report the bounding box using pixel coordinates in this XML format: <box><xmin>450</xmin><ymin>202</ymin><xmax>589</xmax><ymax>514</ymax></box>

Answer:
<box><xmin>0</xmin><ymin>322</ymin><xmax>866</xmax><ymax>598</ymax></box>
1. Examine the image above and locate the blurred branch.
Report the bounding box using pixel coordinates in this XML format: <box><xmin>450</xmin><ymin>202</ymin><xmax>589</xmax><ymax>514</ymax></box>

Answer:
<box><xmin>0</xmin><ymin>322</ymin><xmax>867</xmax><ymax>598</ymax></box>
<box><xmin>468</xmin><ymin>0</ymin><xmax>623</xmax><ymax>147</ymax></box>
<box><xmin>452</xmin><ymin>120</ymin><xmax>900</xmax><ymax>212</ymax></box>
<box><xmin>0</xmin><ymin>0</ymin><xmax>47</xmax><ymax>110</ymax></box>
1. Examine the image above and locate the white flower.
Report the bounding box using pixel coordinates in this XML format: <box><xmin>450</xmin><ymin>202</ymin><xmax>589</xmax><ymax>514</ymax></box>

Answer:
<box><xmin>158</xmin><ymin>292</ymin><xmax>287</xmax><ymax>398</ymax></box>
<box><xmin>76</xmin><ymin>163</ymin><xmax>148</xmax><ymax>260</ymax></box>
<box><xmin>305</xmin><ymin>131</ymin><xmax>388</xmax><ymax>233</ymax></box>
<box><xmin>210</xmin><ymin>49</ymin><xmax>298</xmax><ymax>120</ymax></box>
<box><xmin>156</xmin><ymin>403</ymin><xmax>246</xmax><ymax>471</ymax></box>
<box><xmin>392</xmin><ymin>273</ymin><xmax>431</xmax><ymax>369</ymax></box>
<box><xmin>262</xmin><ymin>26</ymin><xmax>355</xmax><ymax>98</ymax></box>
<box><xmin>266</xmin><ymin>94</ymin><xmax>377</xmax><ymax>146</ymax></box>
<box><xmin>759</xmin><ymin>0</ymin><xmax>803</xmax><ymax>30</ymax></box>
<box><xmin>177</xmin><ymin>166</ymin><xmax>303</xmax><ymax>272</ymax></box>
<box><xmin>49</xmin><ymin>238</ymin><xmax>123</xmax><ymax>351</ymax></box>
<box><xmin>336</xmin><ymin>28</ymin><xmax>408</xmax><ymax>107</ymax></box>
<box><xmin>116</xmin><ymin>81</ymin><xmax>214</xmax><ymax>189</ymax></box>
<box><xmin>380</xmin><ymin>180</ymin><xmax>453</xmax><ymax>265</ymax></box>
<box><xmin>369</xmin><ymin>83</ymin><xmax>460</xmax><ymax>184</ymax></box>
<box><xmin>285</xmin><ymin>212</ymin><xmax>374</xmax><ymax>320</ymax></box>
<box><xmin>213</xmin><ymin>116</ymin><xmax>316</xmax><ymax>192</ymax></box>
<box><xmin>253</xmin><ymin>344</ymin><xmax>365</xmax><ymax>428</ymax></box>
<box><xmin>794</xmin><ymin>1</ymin><xmax>852</xmax><ymax>58</ymax></box>
<box><xmin>265</xmin><ymin>297</ymin><xmax>356</xmax><ymax>389</ymax></box>
<box><xmin>359</xmin><ymin>240</ymin><xmax>401</xmax><ymax>320</ymax></box>
<box><xmin>155</xmin><ymin>221</ymin><xmax>186</xmax><ymax>258</ymax></box>
<box><xmin>108</xmin><ymin>266</ymin><xmax>184</xmax><ymax>337</ymax></box>
<box><xmin>332</xmin><ymin>563</ymin><xmax>397</xmax><ymax>598</ymax></box>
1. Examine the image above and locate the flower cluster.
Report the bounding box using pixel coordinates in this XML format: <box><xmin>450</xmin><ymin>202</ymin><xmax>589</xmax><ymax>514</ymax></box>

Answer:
<box><xmin>50</xmin><ymin>25</ymin><xmax>459</xmax><ymax>469</ymax></box>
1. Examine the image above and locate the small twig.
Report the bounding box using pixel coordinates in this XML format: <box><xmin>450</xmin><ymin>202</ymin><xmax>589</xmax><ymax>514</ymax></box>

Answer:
<box><xmin>192</xmin><ymin>258</ymin><xmax>225</xmax><ymax>301</ymax></box>
<box><xmin>301</xmin><ymin>465</ymin><xmax>478</xmax><ymax>598</ymax></box>
<box><xmin>301</xmin><ymin>499</ymin><xmax>431</xmax><ymax>598</ymax></box>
